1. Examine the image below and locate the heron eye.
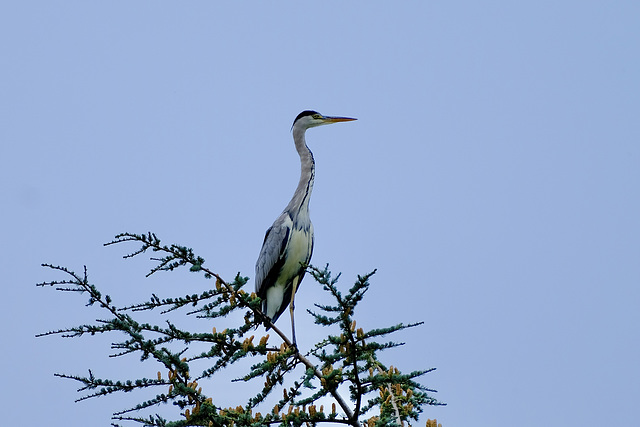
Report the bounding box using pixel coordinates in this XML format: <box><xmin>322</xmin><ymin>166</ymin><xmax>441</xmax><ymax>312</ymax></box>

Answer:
<box><xmin>312</xmin><ymin>114</ymin><xmax>321</xmax><ymax>119</ymax></box>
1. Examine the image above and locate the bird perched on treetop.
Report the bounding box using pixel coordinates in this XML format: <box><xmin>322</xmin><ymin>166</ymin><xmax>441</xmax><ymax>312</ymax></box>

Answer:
<box><xmin>254</xmin><ymin>110</ymin><xmax>356</xmax><ymax>343</ymax></box>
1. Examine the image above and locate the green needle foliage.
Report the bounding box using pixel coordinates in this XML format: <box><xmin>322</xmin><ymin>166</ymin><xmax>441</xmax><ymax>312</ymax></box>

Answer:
<box><xmin>37</xmin><ymin>232</ymin><xmax>444</xmax><ymax>427</ymax></box>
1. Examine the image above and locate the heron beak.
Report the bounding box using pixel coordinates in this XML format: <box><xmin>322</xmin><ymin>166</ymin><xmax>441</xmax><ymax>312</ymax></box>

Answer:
<box><xmin>323</xmin><ymin>116</ymin><xmax>357</xmax><ymax>123</ymax></box>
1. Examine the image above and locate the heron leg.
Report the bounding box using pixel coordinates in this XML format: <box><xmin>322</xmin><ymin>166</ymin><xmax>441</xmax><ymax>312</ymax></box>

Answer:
<box><xmin>289</xmin><ymin>276</ymin><xmax>299</xmax><ymax>347</ymax></box>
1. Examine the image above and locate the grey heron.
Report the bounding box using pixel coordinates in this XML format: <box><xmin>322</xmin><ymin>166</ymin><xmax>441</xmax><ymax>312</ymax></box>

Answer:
<box><xmin>255</xmin><ymin>110</ymin><xmax>356</xmax><ymax>344</ymax></box>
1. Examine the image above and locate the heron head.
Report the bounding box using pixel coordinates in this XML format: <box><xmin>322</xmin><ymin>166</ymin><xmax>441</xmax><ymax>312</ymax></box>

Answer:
<box><xmin>291</xmin><ymin>110</ymin><xmax>357</xmax><ymax>131</ymax></box>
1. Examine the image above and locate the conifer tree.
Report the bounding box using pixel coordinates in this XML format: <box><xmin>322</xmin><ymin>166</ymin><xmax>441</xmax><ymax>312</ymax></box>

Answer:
<box><xmin>38</xmin><ymin>232</ymin><xmax>444</xmax><ymax>426</ymax></box>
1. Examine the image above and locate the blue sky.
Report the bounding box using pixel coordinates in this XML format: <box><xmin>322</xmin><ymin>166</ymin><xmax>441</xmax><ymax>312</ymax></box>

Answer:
<box><xmin>2</xmin><ymin>2</ymin><xmax>639</xmax><ymax>426</ymax></box>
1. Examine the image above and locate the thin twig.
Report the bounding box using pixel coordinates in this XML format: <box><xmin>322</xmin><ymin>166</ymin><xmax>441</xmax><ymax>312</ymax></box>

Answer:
<box><xmin>370</xmin><ymin>356</ymin><xmax>402</xmax><ymax>426</ymax></box>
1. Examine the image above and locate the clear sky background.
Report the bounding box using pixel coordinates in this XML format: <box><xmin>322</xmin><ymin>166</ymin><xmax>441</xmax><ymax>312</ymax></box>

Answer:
<box><xmin>2</xmin><ymin>2</ymin><xmax>639</xmax><ymax>426</ymax></box>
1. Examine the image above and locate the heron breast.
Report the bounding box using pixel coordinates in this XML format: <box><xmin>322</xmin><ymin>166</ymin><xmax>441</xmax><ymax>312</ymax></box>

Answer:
<box><xmin>279</xmin><ymin>226</ymin><xmax>313</xmax><ymax>281</ymax></box>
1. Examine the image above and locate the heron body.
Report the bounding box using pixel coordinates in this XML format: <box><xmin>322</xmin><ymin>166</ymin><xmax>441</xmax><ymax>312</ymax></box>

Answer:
<box><xmin>255</xmin><ymin>110</ymin><xmax>356</xmax><ymax>335</ymax></box>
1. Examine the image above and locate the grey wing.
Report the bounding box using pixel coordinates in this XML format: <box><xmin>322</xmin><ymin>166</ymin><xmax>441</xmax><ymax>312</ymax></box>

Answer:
<box><xmin>255</xmin><ymin>214</ymin><xmax>292</xmax><ymax>297</ymax></box>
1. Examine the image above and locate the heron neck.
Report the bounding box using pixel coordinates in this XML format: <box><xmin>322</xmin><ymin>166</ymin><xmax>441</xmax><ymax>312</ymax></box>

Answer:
<box><xmin>287</xmin><ymin>128</ymin><xmax>315</xmax><ymax>220</ymax></box>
